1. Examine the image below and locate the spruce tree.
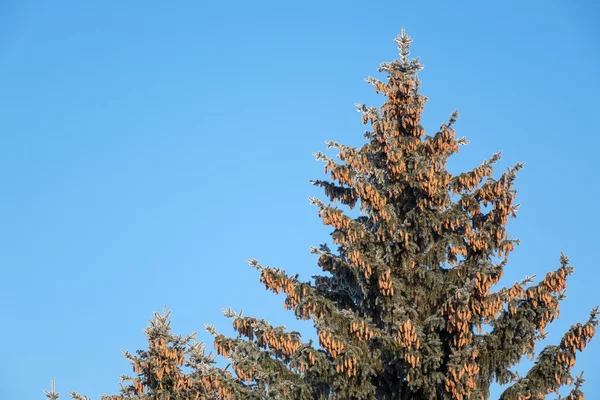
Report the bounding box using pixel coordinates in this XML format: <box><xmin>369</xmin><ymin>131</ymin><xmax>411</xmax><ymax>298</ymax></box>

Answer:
<box><xmin>59</xmin><ymin>30</ymin><xmax>597</xmax><ymax>400</ymax></box>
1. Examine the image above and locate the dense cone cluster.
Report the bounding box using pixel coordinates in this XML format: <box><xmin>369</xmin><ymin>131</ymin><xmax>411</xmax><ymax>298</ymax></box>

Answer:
<box><xmin>56</xmin><ymin>31</ymin><xmax>597</xmax><ymax>400</ymax></box>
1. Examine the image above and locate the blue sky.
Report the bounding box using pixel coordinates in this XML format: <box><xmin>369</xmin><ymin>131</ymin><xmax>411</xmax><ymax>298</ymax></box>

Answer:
<box><xmin>1</xmin><ymin>1</ymin><xmax>598</xmax><ymax>398</ymax></box>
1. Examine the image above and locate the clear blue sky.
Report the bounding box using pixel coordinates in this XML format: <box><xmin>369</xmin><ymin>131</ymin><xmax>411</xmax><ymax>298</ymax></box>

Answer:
<box><xmin>1</xmin><ymin>1</ymin><xmax>598</xmax><ymax>399</ymax></box>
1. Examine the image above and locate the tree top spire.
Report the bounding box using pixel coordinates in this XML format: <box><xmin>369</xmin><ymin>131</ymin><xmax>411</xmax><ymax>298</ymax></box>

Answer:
<box><xmin>394</xmin><ymin>27</ymin><xmax>412</xmax><ymax>63</ymax></box>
